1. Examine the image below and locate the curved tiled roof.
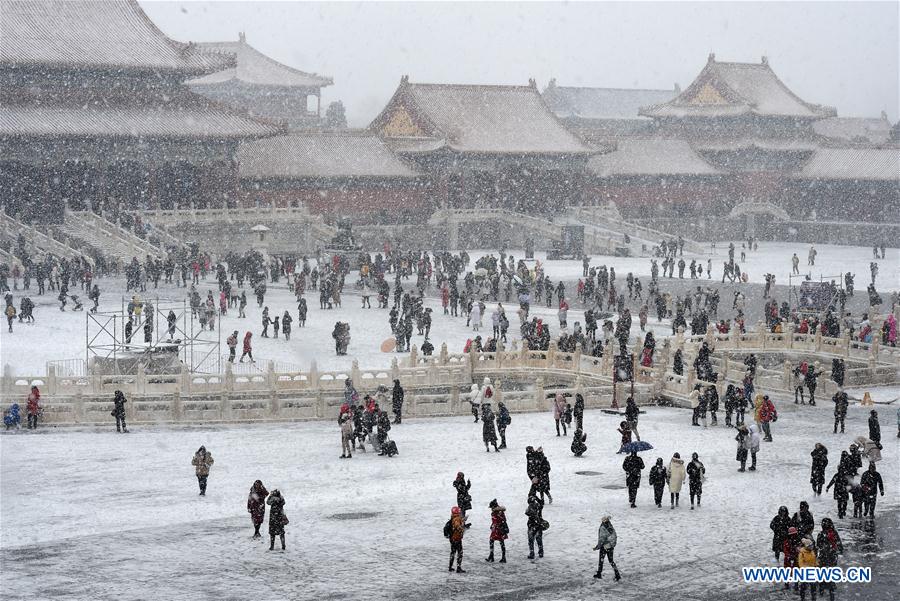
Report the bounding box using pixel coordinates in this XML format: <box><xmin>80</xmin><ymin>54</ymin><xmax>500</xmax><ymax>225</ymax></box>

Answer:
<box><xmin>239</xmin><ymin>132</ymin><xmax>422</xmax><ymax>179</ymax></box>
<box><xmin>190</xmin><ymin>36</ymin><xmax>332</xmax><ymax>88</ymax></box>
<box><xmin>0</xmin><ymin>0</ymin><xmax>231</xmax><ymax>75</ymax></box>
<box><xmin>372</xmin><ymin>79</ymin><xmax>593</xmax><ymax>154</ymax></box>
<box><xmin>641</xmin><ymin>56</ymin><xmax>835</xmax><ymax>120</ymax></box>
<box><xmin>795</xmin><ymin>148</ymin><xmax>900</xmax><ymax>181</ymax></box>
<box><xmin>543</xmin><ymin>82</ymin><xmax>677</xmax><ymax>121</ymax></box>
<box><xmin>588</xmin><ymin>139</ymin><xmax>720</xmax><ymax>177</ymax></box>
<box><xmin>0</xmin><ymin>105</ymin><xmax>275</xmax><ymax>139</ymax></box>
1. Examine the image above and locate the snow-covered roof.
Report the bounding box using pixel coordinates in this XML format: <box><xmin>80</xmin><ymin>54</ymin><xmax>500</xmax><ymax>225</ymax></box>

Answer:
<box><xmin>640</xmin><ymin>55</ymin><xmax>835</xmax><ymax>120</ymax></box>
<box><xmin>795</xmin><ymin>148</ymin><xmax>900</xmax><ymax>181</ymax></box>
<box><xmin>371</xmin><ymin>78</ymin><xmax>593</xmax><ymax>154</ymax></box>
<box><xmin>812</xmin><ymin>117</ymin><xmax>893</xmax><ymax>146</ymax></box>
<box><xmin>0</xmin><ymin>0</ymin><xmax>232</xmax><ymax>75</ymax></box>
<box><xmin>190</xmin><ymin>34</ymin><xmax>332</xmax><ymax>89</ymax></box>
<box><xmin>588</xmin><ymin>139</ymin><xmax>720</xmax><ymax>177</ymax></box>
<box><xmin>0</xmin><ymin>104</ymin><xmax>275</xmax><ymax>139</ymax></box>
<box><xmin>239</xmin><ymin>132</ymin><xmax>422</xmax><ymax>179</ymax></box>
<box><xmin>542</xmin><ymin>81</ymin><xmax>677</xmax><ymax>121</ymax></box>
<box><xmin>697</xmin><ymin>138</ymin><xmax>820</xmax><ymax>152</ymax></box>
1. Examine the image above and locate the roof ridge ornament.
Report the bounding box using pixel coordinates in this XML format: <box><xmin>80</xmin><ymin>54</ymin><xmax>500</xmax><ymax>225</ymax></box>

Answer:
<box><xmin>761</xmin><ymin>55</ymin><xmax>769</xmax><ymax>65</ymax></box>
<box><xmin>239</xmin><ymin>31</ymin><xmax>246</xmax><ymax>44</ymax></box>
<box><xmin>708</xmin><ymin>52</ymin><xmax>716</xmax><ymax>63</ymax></box>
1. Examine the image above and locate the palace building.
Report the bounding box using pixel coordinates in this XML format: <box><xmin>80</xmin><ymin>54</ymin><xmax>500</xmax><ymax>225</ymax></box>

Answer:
<box><xmin>0</xmin><ymin>0</ymin><xmax>276</xmax><ymax>222</ymax></box>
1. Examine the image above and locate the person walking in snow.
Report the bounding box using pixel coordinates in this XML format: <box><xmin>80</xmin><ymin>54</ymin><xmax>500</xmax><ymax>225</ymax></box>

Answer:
<box><xmin>571</xmin><ymin>428</ymin><xmax>587</xmax><ymax>456</ymax></box>
<box><xmin>816</xmin><ymin>518</ymin><xmax>843</xmax><ymax>601</ymax></box>
<box><xmin>339</xmin><ymin>411</ymin><xmax>353</xmax><ymax>459</ymax></box>
<box><xmin>622</xmin><ymin>450</ymin><xmax>645</xmax><ymax>508</ymax></box>
<box><xmin>553</xmin><ymin>393</ymin><xmax>567</xmax><ymax>436</ymax></box>
<box><xmin>453</xmin><ymin>472</ymin><xmax>473</xmax><ymax>518</ymax></box>
<box><xmin>482</xmin><ymin>404</ymin><xmax>500</xmax><ymax>452</ymax></box>
<box><xmin>625</xmin><ymin>396</ymin><xmax>641</xmax><ymax>441</ymax></box>
<box><xmin>112</xmin><ymin>389</ymin><xmax>128</xmax><ymax>433</ymax></box>
<box><xmin>281</xmin><ymin>311</ymin><xmax>292</xmax><ymax>341</ymax></box>
<box><xmin>486</xmin><ymin>499</ymin><xmax>508</xmax><ymax>563</ymax></box>
<box><xmin>266</xmin><ymin>489</ymin><xmax>288</xmax><ymax>551</ymax></box>
<box><xmin>686</xmin><ymin>452</ymin><xmax>705</xmax><ymax>509</ymax></box>
<box><xmin>239</xmin><ymin>332</ymin><xmax>254</xmax><ymax>363</ymax></box>
<box><xmin>868</xmin><ymin>410</ymin><xmax>881</xmax><ymax>448</ymax></box>
<box><xmin>525</xmin><ymin>490</ymin><xmax>545</xmax><ymax>559</ymax></box>
<box><xmin>191</xmin><ymin>446</ymin><xmax>214</xmax><ymax>496</ymax></box>
<box><xmin>667</xmin><ymin>453</ymin><xmax>685</xmax><ymax>508</ymax></box>
<box><xmin>247</xmin><ymin>480</ymin><xmax>269</xmax><ymax>538</ymax></box>
<box><xmin>391</xmin><ymin>379</ymin><xmax>404</xmax><ymax>424</ymax></box>
<box><xmin>770</xmin><ymin>506</ymin><xmax>792</xmax><ymax>561</ymax></box>
<box><xmin>860</xmin><ymin>462</ymin><xmax>885</xmax><ymax>517</ymax></box>
<box><xmin>811</xmin><ymin>443</ymin><xmax>828</xmax><ymax>495</ymax></box>
<box><xmin>826</xmin><ymin>466</ymin><xmax>850</xmax><ymax>519</ymax></box>
<box><xmin>445</xmin><ymin>506</ymin><xmax>467</xmax><ymax>573</ymax></box>
<box><xmin>468</xmin><ymin>383</ymin><xmax>481</xmax><ymax>423</ymax></box>
<box><xmin>592</xmin><ymin>516</ymin><xmax>621</xmax><ymax>580</ymax></box>
<box><xmin>648</xmin><ymin>458</ymin><xmax>667</xmax><ymax>507</ymax></box>
<box><xmin>497</xmin><ymin>401</ymin><xmax>511</xmax><ymax>449</ymax></box>
<box><xmin>832</xmin><ymin>390</ymin><xmax>848</xmax><ymax>434</ymax></box>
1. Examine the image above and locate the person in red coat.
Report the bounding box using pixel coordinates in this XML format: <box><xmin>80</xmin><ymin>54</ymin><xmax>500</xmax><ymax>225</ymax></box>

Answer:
<box><xmin>782</xmin><ymin>526</ymin><xmax>800</xmax><ymax>590</ymax></box>
<box><xmin>247</xmin><ymin>480</ymin><xmax>269</xmax><ymax>538</ymax></box>
<box><xmin>26</xmin><ymin>386</ymin><xmax>41</xmax><ymax>430</ymax></box>
<box><xmin>486</xmin><ymin>499</ymin><xmax>508</xmax><ymax>563</ymax></box>
<box><xmin>239</xmin><ymin>332</ymin><xmax>254</xmax><ymax>363</ymax></box>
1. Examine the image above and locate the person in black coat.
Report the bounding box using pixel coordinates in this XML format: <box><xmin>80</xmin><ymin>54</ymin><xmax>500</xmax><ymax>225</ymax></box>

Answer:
<box><xmin>624</xmin><ymin>396</ymin><xmax>641</xmax><ymax>441</ymax></box>
<box><xmin>535</xmin><ymin>448</ymin><xmax>553</xmax><ymax>504</ymax></box>
<box><xmin>832</xmin><ymin>391</ymin><xmax>848</xmax><ymax>434</ymax></box>
<box><xmin>770</xmin><ymin>506</ymin><xmax>792</xmax><ymax>560</ymax></box>
<box><xmin>496</xmin><ymin>402</ymin><xmax>511</xmax><ymax>449</ymax></box>
<box><xmin>391</xmin><ymin>379</ymin><xmax>404</xmax><ymax>424</ymax></box>
<box><xmin>112</xmin><ymin>389</ymin><xmax>128</xmax><ymax>433</ymax></box>
<box><xmin>804</xmin><ymin>365</ymin><xmax>822</xmax><ymax>406</ymax></box>
<box><xmin>860</xmin><ymin>462</ymin><xmax>885</xmax><ymax>517</ymax></box>
<box><xmin>831</xmin><ymin>358</ymin><xmax>845</xmax><ymax>388</ymax></box>
<box><xmin>453</xmin><ymin>472</ymin><xmax>473</xmax><ymax>518</ymax></box>
<box><xmin>792</xmin><ymin>501</ymin><xmax>814</xmax><ymax>538</ymax></box>
<box><xmin>868</xmin><ymin>410</ymin><xmax>881</xmax><ymax>448</ymax></box>
<box><xmin>648</xmin><ymin>457</ymin><xmax>667</xmax><ymax>507</ymax></box>
<box><xmin>266</xmin><ymin>489</ymin><xmax>288</xmax><ymax>551</ymax></box>
<box><xmin>686</xmin><ymin>453</ymin><xmax>705</xmax><ymax>509</ymax></box>
<box><xmin>826</xmin><ymin>468</ymin><xmax>850</xmax><ymax>519</ymax></box>
<box><xmin>376</xmin><ymin>409</ymin><xmax>391</xmax><ymax>449</ymax></box>
<box><xmin>622</xmin><ymin>451</ymin><xmax>644</xmax><ymax>508</ymax></box>
<box><xmin>573</xmin><ymin>393</ymin><xmax>585</xmax><ymax>430</ymax></box>
<box><xmin>482</xmin><ymin>404</ymin><xmax>499</xmax><ymax>452</ymax></box>
<box><xmin>571</xmin><ymin>428</ymin><xmax>587</xmax><ymax>457</ymax></box>
<box><xmin>810</xmin><ymin>443</ymin><xmax>828</xmax><ymax>495</ymax></box>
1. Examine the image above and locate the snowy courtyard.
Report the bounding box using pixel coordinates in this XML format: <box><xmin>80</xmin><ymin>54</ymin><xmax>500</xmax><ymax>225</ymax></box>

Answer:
<box><xmin>2</xmin><ymin>399</ymin><xmax>897</xmax><ymax>600</ymax></box>
<box><xmin>1</xmin><ymin>240</ymin><xmax>896</xmax><ymax>378</ymax></box>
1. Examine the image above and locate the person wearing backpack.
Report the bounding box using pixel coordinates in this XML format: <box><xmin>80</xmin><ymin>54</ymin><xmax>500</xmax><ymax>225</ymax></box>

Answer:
<box><xmin>444</xmin><ymin>506</ymin><xmax>467</xmax><ymax>573</ymax></box>
<box><xmin>486</xmin><ymin>499</ymin><xmax>508</xmax><ymax>563</ymax></box>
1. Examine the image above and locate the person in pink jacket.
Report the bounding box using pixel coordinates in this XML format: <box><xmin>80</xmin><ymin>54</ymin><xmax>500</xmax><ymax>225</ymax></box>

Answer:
<box><xmin>553</xmin><ymin>393</ymin><xmax>568</xmax><ymax>436</ymax></box>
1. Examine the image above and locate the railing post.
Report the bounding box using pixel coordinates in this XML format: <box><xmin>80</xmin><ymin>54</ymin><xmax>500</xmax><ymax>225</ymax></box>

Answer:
<box><xmin>73</xmin><ymin>386</ymin><xmax>85</xmax><ymax>423</ymax></box>
<box><xmin>574</xmin><ymin>343</ymin><xmax>582</xmax><ymax>374</ymax></box>
<box><xmin>181</xmin><ymin>365</ymin><xmax>191</xmax><ymax>395</ymax></box>
<box><xmin>786</xmin><ymin>323</ymin><xmax>795</xmax><ymax>349</ymax></box>
<box><xmin>225</xmin><ymin>362</ymin><xmax>234</xmax><ymax>392</ymax></box>
<box><xmin>440</xmin><ymin>343</ymin><xmax>449</xmax><ymax>365</ymax></box>
<box><xmin>757</xmin><ymin>321</ymin><xmax>767</xmax><ymax>348</ymax></box>
<box><xmin>135</xmin><ymin>364</ymin><xmax>145</xmax><ymax>395</ymax></box>
<box><xmin>535</xmin><ymin>377</ymin><xmax>545</xmax><ymax>412</ymax></box>
<box><xmin>267</xmin><ymin>361</ymin><xmax>276</xmax><ymax>391</ymax></box>
<box><xmin>351</xmin><ymin>359</ymin><xmax>361</xmax><ymax>387</ymax></box>
<box><xmin>391</xmin><ymin>358</ymin><xmax>400</xmax><ymax>383</ymax></box>
<box><xmin>47</xmin><ymin>365</ymin><xmax>58</xmax><ymax>395</ymax></box>
<box><xmin>814</xmin><ymin>329</ymin><xmax>823</xmax><ymax>352</ymax></box>
<box><xmin>172</xmin><ymin>390</ymin><xmax>183</xmax><ymax>422</ymax></box>
<box><xmin>408</xmin><ymin>345</ymin><xmax>418</xmax><ymax>367</ymax></box>
<box><xmin>309</xmin><ymin>360</ymin><xmax>319</xmax><ymax>390</ymax></box>
<box><xmin>547</xmin><ymin>341</ymin><xmax>557</xmax><ymax>369</ymax></box>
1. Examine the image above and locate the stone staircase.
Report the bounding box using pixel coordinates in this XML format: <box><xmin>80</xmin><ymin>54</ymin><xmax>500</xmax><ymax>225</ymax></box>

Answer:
<box><xmin>56</xmin><ymin>211</ymin><xmax>162</xmax><ymax>262</ymax></box>
<box><xmin>0</xmin><ymin>211</ymin><xmax>93</xmax><ymax>264</ymax></box>
<box><xmin>569</xmin><ymin>205</ymin><xmax>707</xmax><ymax>255</ymax></box>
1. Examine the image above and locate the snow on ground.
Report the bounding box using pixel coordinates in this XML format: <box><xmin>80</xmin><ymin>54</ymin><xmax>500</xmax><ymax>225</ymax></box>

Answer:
<box><xmin>0</xmin><ymin>240</ymin><xmax>896</xmax><ymax>377</ymax></box>
<box><xmin>1</xmin><ymin>398</ymin><xmax>897</xmax><ymax>600</ymax></box>
<box><xmin>526</xmin><ymin>241</ymin><xmax>899</xmax><ymax>287</ymax></box>
<box><xmin>0</xmin><ymin>275</ymin><xmax>670</xmax><ymax>377</ymax></box>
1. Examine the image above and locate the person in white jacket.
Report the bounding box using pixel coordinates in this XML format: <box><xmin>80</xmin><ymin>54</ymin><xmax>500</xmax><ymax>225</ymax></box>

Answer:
<box><xmin>469</xmin><ymin>383</ymin><xmax>481</xmax><ymax>422</ymax></box>
<box><xmin>470</xmin><ymin>303</ymin><xmax>482</xmax><ymax>332</ymax></box>
<box><xmin>667</xmin><ymin>452</ymin><xmax>686</xmax><ymax>508</ymax></box>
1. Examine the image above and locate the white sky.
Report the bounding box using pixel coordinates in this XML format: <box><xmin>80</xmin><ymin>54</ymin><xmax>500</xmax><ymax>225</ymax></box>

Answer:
<box><xmin>141</xmin><ymin>1</ymin><xmax>900</xmax><ymax>127</ymax></box>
